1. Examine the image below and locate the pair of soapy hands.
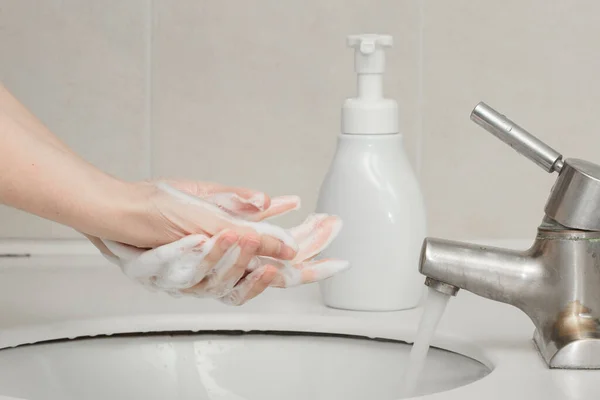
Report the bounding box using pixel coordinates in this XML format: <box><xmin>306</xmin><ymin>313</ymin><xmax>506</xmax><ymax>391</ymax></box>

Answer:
<box><xmin>91</xmin><ymin>181</ymin><xmax>349</xmax><ymax>306</ymax></box>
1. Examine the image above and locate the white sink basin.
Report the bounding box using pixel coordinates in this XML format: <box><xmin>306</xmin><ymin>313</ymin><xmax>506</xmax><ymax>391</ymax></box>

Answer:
<box><xmin>0</xmin><ymin>332</ymin><xmax>490</xmax><ymax>400</ymax></box>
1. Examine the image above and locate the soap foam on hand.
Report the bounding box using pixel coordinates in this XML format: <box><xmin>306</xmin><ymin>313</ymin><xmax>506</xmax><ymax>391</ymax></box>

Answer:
<box><xmin>101</xmin><ymin>186</ymin><xmax>349</xmax><ymax>305</ymax></box>
<box><xmin>155</xmin><ymin>182</ymin><xmax>299</xmax><ymax>251</ymax></box>
<box><xmin>240</xmin><ymin>213</ymin><xmax>346</xmax><ymax>289</ymax></box>
<box><xmin>204</xmin><ymin>191</ymin><xmax>301</xmax><ymax>221</ymax></box>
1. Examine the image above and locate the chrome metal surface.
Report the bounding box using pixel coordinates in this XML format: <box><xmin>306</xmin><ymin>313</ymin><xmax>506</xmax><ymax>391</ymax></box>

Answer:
<box><xmin>420</xmin><ymin>226</ymin><xmax>600</xmax><ymax>369</ymax></box>
<box><xmin>418</xmin><ymin>103</ymin><xmax>600</xmax><ymax>369</ymax></box>
<box><xmin>470</xmin><ymin>102</ymin><xmax>563</xmax><ymax>173</ymax></box>
<box><xmin>544</xmin><ymin>159</ymin><xmax>600</xmax><ymax>231</ymax></box>
<box><xmin>424</xmin><ymin>277</ymin><xmax>459</xmax><ymax>296</ymax></box>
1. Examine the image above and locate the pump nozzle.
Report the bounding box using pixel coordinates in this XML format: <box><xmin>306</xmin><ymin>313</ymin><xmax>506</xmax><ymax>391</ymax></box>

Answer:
<box><xmin>342</xmin><ymin>34</ymin><xmax>398</xmax><ymax>135</ymax></box>
<box><xmin>347</xmin><ymin>34</ymin><xmax>393</xmax><ymax>75</ymax></box>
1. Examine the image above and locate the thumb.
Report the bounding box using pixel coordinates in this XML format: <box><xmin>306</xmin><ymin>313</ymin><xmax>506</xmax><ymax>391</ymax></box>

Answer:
<box><xmin>205</xmin><ymin>191</ymin><xmax>270</xmax><ymax>216</ymax></box>
<box><xmin>154</xmin><ymin>182</ymin><xmax>299</xmax><ymax>258</ymax></box>
<box><xmin>164</xmin><ymin>180</ymin><xmax>272</xmax><ymax>211</ymax></box>
<box><xmin>205</xmin><ymin>193</ymin><xmax>301</xmax><ymax>222</ymax></box>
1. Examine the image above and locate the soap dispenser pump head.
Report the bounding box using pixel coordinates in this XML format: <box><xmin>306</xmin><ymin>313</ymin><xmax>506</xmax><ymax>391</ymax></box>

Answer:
<box><xmin>342</xmin><ymin>34</ymin><xmax>398</xmax><ymax>135</ymax></box>
<box><xmin>347</xmin><ymin>34</ymin><xmax>392</xmax><ymax>76</ymax></box>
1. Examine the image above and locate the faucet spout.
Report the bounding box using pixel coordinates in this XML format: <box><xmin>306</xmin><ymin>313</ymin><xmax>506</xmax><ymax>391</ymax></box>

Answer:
<box><xmin>419</xmin><ymin>238</ymin><xmax>540</xmax><ymax>311</ymax></box>
<box><xmin>417</xmin><ymin>102</ymin><xmax>600</xmax><ymax>369</ymax></box>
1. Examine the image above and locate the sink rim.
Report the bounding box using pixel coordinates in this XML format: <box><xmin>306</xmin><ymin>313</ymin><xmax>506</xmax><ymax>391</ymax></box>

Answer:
<box><xmin>0</xmin><ymin>329</ymin><xmax>494</xmax><ymax>400</ymax></box>
<box><xmin>0</xmin><ymin>314</ymin><xmax>496</xmax><ymax>369</ymax></box>
<box><xmin>0</xmin><ymin>328</ymin><xmax>486</xmax><ymax>362</ymax></box>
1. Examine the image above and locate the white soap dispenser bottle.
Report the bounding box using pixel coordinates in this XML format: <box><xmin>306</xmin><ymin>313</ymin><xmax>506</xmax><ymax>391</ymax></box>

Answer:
<box><xmin>316</xmin><ymin>34</ymin><xmax>426</xmax><ymax>311</ymax></box>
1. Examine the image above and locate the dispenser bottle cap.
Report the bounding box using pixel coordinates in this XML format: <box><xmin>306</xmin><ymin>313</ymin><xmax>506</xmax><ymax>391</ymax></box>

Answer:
<box><xmin>342</xmin><ymin>34</ymin><xmax>399</xmax><ymax>135</ymax></box>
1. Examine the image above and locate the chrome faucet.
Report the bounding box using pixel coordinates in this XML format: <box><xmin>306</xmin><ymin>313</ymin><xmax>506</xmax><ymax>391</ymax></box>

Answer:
<box><xmin>420</xmin><ymin>102</ymin><xmax>600</xmax><ymax>369</ymax></box>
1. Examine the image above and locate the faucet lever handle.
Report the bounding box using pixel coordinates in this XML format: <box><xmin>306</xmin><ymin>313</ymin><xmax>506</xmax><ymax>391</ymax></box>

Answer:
<box><xmin>470</xmin><ymin>102</ymin><xmax>564</xmax><ymax>173</ymax></box>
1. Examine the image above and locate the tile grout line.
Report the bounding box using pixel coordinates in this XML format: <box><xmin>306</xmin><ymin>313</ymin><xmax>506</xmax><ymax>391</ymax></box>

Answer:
<box><xmin>415</xmin><ymin>0</ymin><xmax>424</xmax><ymax>179</ymax></box>
<box><xmin>145</xmin><ymin>0</ymin><xmax>154</xmax><ymax>179</ymax></box>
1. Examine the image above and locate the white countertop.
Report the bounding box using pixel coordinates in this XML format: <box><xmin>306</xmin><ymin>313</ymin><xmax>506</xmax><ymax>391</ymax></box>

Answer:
<box><xmin>0</xmin><ymin>239</ymin><xmax>597</xmax><ymax>399</ymax></box>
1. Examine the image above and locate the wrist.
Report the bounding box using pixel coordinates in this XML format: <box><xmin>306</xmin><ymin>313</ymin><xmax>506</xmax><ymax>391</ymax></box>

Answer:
<box><xmin>86</xmin><ymin>178</ymin><xmax>158</xmax><ymax>246</ymax></box>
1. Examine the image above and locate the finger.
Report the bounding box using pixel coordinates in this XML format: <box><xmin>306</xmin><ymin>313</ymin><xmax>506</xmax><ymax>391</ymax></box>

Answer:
<box><xmin>158</xmin><ymin>182</ymin><xmax>298</xmax><ymax>251</ymax></box>
<box><xmin>239</xmin><ymin>265</ymin><xmax>277</xmax><ymax>304</ymax></box>
<box><xmin>230</xmin><ymin>224</ymin><xmax>297</xmax><ymax>260</ymax></box>
<box><xmin>154</xmin><ymin>182</ymin><xmax>246</xmax><ymax>236</ymax></box>
<box><xmin>182</xmin><ymin>230</ymin><xmax>257</xmax><ymax>294</ymax></box>
<box><xmin>223</xmin><ymin>234</ymin><xmax>261</xmax><ymax>283</ymax></box>
<box><xmin>155</xmin><ymin>182</ymin><xmax>300</xmax><ymax>264</ymax></box>
<box><xmin>288</xmin><ymin>214</ymin><xmax>321</xmax><ymax>242</ymax></box>
<box><xmin>290</xmin><ymin>214</ymin><xmax>343</xmax><ymax>262</ymax></box>
<box><xmin>270</xmin><ymin>258</ymin><xmax>350</xmax><ymax>288</ymax></box>
<box><xmin>236</xmin><ymin>195</ymin><xmax>301</xmax><ymax>222</ymax></box>
<box><xmin>143</xmin><ymin>235</ymin><xmax>213</xmax><ymax>288</ymax></box>
<box><xmin>174</xmin><ymin>232</ymin><xmax>238</xmax><ymax>294</ymax></box>
<box><xmin>166</xmin><ymin>180</ymin><xmax>272</xmax><ymax>211</ymax></box>
<box><xmin>182</xmin><ymin>244</ymin><xmax>241</xmax><ymax>297</ymax></box>
<box><xmin>256</xmin><ymin>234</ymin><xmax>296</xmax><ymax>260</ymax></box>
<box><xmin>187</xmin><ymin>232</ymin><xmax>262</xmax><ymax>298</ymax></box>
<box><xmin>202</xmin><ymin>230</ymin><xmax>238</xmax><ymax>265</ymax></box>
<box><xmin>153</xmin><ymin>249</ymin><xmax>211</xmax><ymax>290</ymax></box>
<box><xmin>136</xmin><ymin>234</ymin><xmax>209</xmax><ymax>265</ymax></box>
<box><xmin>124</xmin><ymin>235</ymin><xmax>213</xmax><ymax>279</ymax></box>
<box><xmin>157</xmin><ymin>180</ymin><xmax>233</xmax><ymax>197</ymax></box>
<box><xmin>204</xmin><ymin>192</ymin><xmax>299</xmax><ymax>222</ymax></box>
<box><xmin>248</xmin><ymin>222</ymin><xmax>298</xmax><ymax>254</ymax></box>
<box><xmin>205</xmin><ymin>192</ymin><xmax>270</xmax><ymax>215</ymax></box>
<box><xmin>219</xmin><ymin>265</ymin><xmax>277</xmax><ymax>306</ymax></box>
<box><xmin>264</xmin><ymin>196</ymin><xmax>301</xmax><ymax>217</ymax></box>
<box><xmin>210</xmin><ymin>186</ymin><xmax>271</xmax><ymax>207</ymax></box>
<box><xmin>153</xmin><ymin>179</ymin><xmax>210</xmax><ymax>196</ymax></box>
<box><xmin>105</xmin><ymin>234</ymin><xmax>212</xmax><ymax>293</ymax></box>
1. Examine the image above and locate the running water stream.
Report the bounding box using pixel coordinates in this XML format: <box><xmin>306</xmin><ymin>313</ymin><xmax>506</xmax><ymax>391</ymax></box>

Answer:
<box><xmin>401</xmin><ymin>287</ymin><xmax>452</xmax><ymax>397</ymax></box>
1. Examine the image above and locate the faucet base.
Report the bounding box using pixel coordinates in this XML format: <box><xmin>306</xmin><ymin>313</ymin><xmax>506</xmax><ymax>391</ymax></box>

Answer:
<box><xmin>534</xmin><ymin>329</ymin><xmax>600</xmax><ymax>369</ymax></box>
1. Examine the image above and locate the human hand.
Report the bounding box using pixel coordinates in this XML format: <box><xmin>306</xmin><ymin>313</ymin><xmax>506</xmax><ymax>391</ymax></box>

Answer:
<box><xmin>85</xmin><ymin>180</ymin><xmax>349</xmax><ymax>304</ymax></box>
<box><xmin>99</xmin><ymin>212</ymin><xmax>348</xmax><ymax>305</ymax></box>
<box><xmin>107</xmin><ymin>179</ymin><xmax>301</xmax><ymax>260</ymax></box>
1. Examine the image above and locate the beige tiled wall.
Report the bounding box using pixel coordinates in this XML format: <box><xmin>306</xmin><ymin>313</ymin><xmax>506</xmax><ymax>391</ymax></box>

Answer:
<box><xmin>151</xmin><ymin>0</ymin><xmax>421</xmax><ymax>227</ymax></box>
<box><xmin>1</xmin><ymin>1</ymin><xmax>599</xmax><ymax>240</ymax></box>
<box><xmin>0</xmin><ymin>0</ymin><xmax>150</xmax><ymax>238</ymax></box>
<box><xmin>421</xmin><ymin>0</ymin><xmax>600</xmax><ymax>239</ymax></box>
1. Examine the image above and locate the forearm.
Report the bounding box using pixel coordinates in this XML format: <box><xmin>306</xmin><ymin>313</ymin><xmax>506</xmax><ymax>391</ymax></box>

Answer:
<box><xmin>0</xmin><ymin>84</ymin><xmax>146</xmax><ymax>240</ymax></box>
<box><xmin>0</xmin><ymin>84</ymin><xmax>73</xmax><ymax>154</ymax></box>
